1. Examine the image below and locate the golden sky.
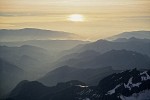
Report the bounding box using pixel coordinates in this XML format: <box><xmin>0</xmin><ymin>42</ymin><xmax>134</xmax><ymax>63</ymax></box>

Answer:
<box><xmin>0</xmin><ymin>0</ymin><xmax>150</xmax><ymax>40</ymax></box>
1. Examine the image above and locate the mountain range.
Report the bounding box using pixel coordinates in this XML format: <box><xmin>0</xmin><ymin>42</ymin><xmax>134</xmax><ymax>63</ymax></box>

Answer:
<box><xmin>107</xmin><ymin>31</ymin><xmax>150</xmax><ymax>40</ymax></box>
<box><xmin>6</xmin><ymin>69</ymin><xmax>150</xmax><ymax>100</ymax></box>
<box><xmin>62</xmin><ymin>37</ymin><xmax>150</xmax><ymax>57</ymax></box>
<box><xmin>0</xmin><ymin>45</ymin><xmax>52</xmax><ymax>77</ymax></box>
<box><xmin>0</xmin><ymin>40</ymin><xmax>89</xmax><ymax>54</ymax></box>
<box><xmin>1</xmin><ymin>30</ymin><xmax>150</xmax><ymax>99</ymax></box>
<box><xmin>52</xmin><ymin>50</ymin><xmax>150</xmax><ymax>70</ymax></box>
<box><xmin>39</xmin><ymin>66</ymin><xmax>119</xmax><ymax>86</ymax></box>
<box><xmin>0</xmin><ymin>58</ymin><xmax>26</xmax><ymax>97</ymax></box>
<box><xmin>0</xmin><ymin>28</ymin><xmax>78</xmax><ymax>42</ymax></box>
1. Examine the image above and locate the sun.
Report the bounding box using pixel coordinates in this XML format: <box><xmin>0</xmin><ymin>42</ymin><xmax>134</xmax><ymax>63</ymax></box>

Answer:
<box><xmin>68</xmin><ymin>14</ymin><xmax>84</xmax><ymax>22</ymax></box>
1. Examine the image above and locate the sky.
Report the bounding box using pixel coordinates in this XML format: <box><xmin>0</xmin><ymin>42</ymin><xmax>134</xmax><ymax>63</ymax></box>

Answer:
<box><xmin>0</xmin><ymin>0</ymin><xmax>150</xmax><ymax>40</ymax></box>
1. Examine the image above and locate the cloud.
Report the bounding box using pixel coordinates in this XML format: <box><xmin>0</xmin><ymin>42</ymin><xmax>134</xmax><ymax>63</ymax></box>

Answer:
<box><xmin>0</xmin><ymin>12</ymin><xmax>69</xmax><ymax>17</ymax></box>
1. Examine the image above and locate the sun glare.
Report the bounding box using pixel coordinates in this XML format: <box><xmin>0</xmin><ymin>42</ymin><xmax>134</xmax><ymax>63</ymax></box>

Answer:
<box><xmin>68</xmin><ymin>14</ymin><xmax>84</xmax><ymax>22</ymax></box>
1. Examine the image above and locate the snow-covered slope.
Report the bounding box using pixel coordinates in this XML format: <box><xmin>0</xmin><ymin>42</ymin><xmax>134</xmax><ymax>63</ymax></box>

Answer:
<box><xmin>77</xmin><ymin>69</ymin><xmax>150</xmax><ymax>100</ymax></box>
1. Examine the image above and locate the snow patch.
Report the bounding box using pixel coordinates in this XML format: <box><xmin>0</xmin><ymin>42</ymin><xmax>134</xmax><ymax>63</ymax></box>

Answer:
<box><xmin>106</xmin><ymin>84</ymin><xmax>121</xmax><ymax>95</ymax></box>
<box><xmin>124</xmin><ymin>77</ymin><xmax>141</xmax><ymax>90</ymax></box>
<box><xmin>140</xmin><ymin>71</ymin><xmax>150</xmax><ymax>81</ymax></box>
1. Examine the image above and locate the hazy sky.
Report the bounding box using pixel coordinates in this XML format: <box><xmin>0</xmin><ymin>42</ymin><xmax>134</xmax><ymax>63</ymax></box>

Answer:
<box><xmin>0</xmin><ymin>0</ymin><xmax>150</xmax><ymax>40</ymax></box>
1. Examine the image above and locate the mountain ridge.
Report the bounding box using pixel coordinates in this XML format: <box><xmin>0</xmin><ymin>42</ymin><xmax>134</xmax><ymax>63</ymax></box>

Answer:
<box><xmin>7</xmin><ymin>69</ymin><xmax>150</xmax><ymax>100</ymax></box>
<box><xmin>0</xmin><ymin>28</ymin><xmax>78</xmax><ymax>42</ymax></box>
<box><xmin>39</xmin><ymin>66</ymin><xmax>118</xmax><ymax>86</ymax></box>
<box><xmin>0</xmin><ymin>58</ymin><xmax>26</xmax><ymax>97</ymax></box>
<box><xmin>52</xmin><ymin>49</ymin><xmax>150</xmax><ymax>70</ymax></box>
<box><xmin>107</xmin><ymin>31</ymin><xmax>150</xmax><ymax>40</ymax></box>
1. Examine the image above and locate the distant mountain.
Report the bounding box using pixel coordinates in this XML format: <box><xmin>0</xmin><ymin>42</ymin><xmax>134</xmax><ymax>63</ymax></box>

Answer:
<box><xmin>7</xmin><ymin>69</ymin><xmax>150</xmax><ymax>100</ymax></box>
<box><xmin>51</xmin><ymin>50</ymin><xmax>100</xmax><ymax>68</ymax></box>
<box><xmin>0</xmin><ymin>45</ymin><xmax>51</xmax><ymax>75</ymax></box>
<box><xmin>113</xmin><ymin>37</ymin><xmax>150</xmax><ymax>43</ymax></box>
<box><xmin>39</xmin><ymin>66</ymin><xmax>118</xmax><ymax>86</ymax></box>
<box><xmin>0</xmin><ymin>58</ymin><xmax>26</xmax><ymax>97</ymax></box>
<box><xmin>63</xmin><ymin>38</ymin><xmax>150</xmax><ymax>57</ymax></box>
<box><xmin>107</xmin><ymin>31</ymin><xmax>150</xmax><ymax>40</ymax></box>
<box><xmin>0</xmin><ymin>40</ymin><xmax>89</xmax><ymax>54</ymax></box>
<box><xmin>58</xmin><ymin>50</ymin><xmax>100</xmax><ymax>62</ymax></box>
<box><xmin>0</xmin><ymin>28</ymin><xmax>78</xmax><ymax>42</ymax></box>
<box><xmin>52</xmin><ymin>50</ymin><xmax>150</xmax><ymax>70</ymax></box>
